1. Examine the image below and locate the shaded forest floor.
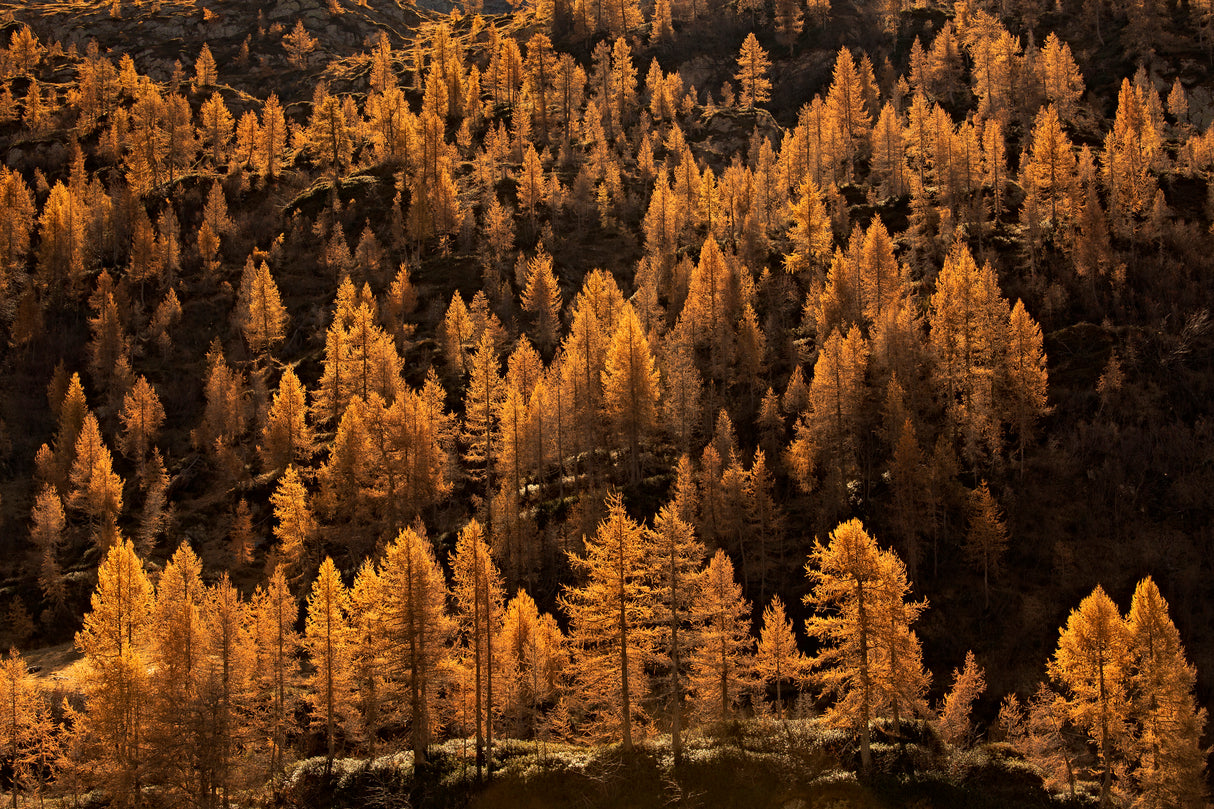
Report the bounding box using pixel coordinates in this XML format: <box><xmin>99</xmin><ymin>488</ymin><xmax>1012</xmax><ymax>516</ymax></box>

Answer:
<box><xmin>282</xmin><ymin>719</ymin><xmax>1089</xmax><ymax>809</ymax></box>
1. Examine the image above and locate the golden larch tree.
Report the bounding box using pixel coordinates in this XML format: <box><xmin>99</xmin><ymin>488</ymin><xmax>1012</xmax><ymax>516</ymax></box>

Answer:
<box><xmin>964</xmin><ymin>481</ymin><xmax>1008</xmax><ymax>608</ymax></box>
<box><xmin>305</xmin><ymin>557</ymin><xmax>356</xmax><ymax>778</ymax></box>
<box><xmin>259</xmin><ymin>367</ymin><xmax>315</xmax><ymax>474</ymax></box>
<box><xmin>784</xmin><ymin>177</ymin><xmax>832</xmax><ymax>276</ymax></box>
<box><xmin>521</xmin><ymin>250</ymin><xmax>563</xmax><ymax>354</ymax></box>
<box><xmin>251</xmin><ymin>565</ymin><xmax>300</xmax><ymax>779</ymax></box>
<box><xmin>646</xmin><ymin>503</ymin><xmax>706</xmax><ymax>760</ymax></box>
<box><xmin>372</xmin><ymin>526</ymin><xmax>454</xmax><ymax>764</ymax></box>
<box><xmin>937</xmin><ymin>650</ymin><xmax>986</xmax><ymax>746</ymax></box>
<box><xmin>450</xmin><ymin>519</ymin><xmax>506</xmax><ymax>776</ymax></box>
<box><xmin>601</xmin><ymin>302</ymin><xmax>660</xmax><ymax>482</ymax></box>
<box><xmin>147</xmin><ymin>543</ymin><xmax>208</xmax><ymax>804</ymax></box>
<box><xmin>0</xmin><ymin>649</ymin><xmax>44</xmax><ymax>809</ymax></box>
<box><xmin>119</xmin><ymin>376</ymin><xmax>165</xmax><ymax>466</ymax></box>
<box><xmin>561</xmin><ymin>493</ymin><xmax>655</xmax><ymax>749</ymax></box>
<box><xmin>804</xmin><ymin>519</ymin><xmax>929</xmax><ymax>774</ymax></box>
<box><xmin>76</xmin><ymin>538</ymin><xmax>155</xmax><ymax>807</ymax></box>
<box><xmin>754</xmin><ymin>595</ymin><xmax>808</xmax><ymax>719</ymax></box>
<box><xmin>1048</xmin><ymin>584</ymin><xmax>1130</xmax><ymax>804</ymax></box>
<box><xmin>236</xmin><ymin>259</ymin><xmax>289</xmax><ymax>359</ymax></box>
<box><xmin>1124</xmin><ymin>577</ymin><xmax>1208</xmax><ymax>809</ymax></box>
<box><xmin>734</xmin><ymin>34</ymin><xmax>771</xmax><ymax>110</ymax></box>
<box><xmin>687</xmin><ymin>549</ymin><xmax>753</xmax><ymax>725</ymax></box>
<box><xmin>270</xmin><ymin>466</ymin><xmax>316</xmax><ymax>581</ymax></box>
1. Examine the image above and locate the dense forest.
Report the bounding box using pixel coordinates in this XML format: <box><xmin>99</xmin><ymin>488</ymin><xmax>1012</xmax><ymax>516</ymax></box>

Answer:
<box><xmin>0</xmin><ymin>0</ymin><xmax>1210</xmax><ymax>802</ymax></box>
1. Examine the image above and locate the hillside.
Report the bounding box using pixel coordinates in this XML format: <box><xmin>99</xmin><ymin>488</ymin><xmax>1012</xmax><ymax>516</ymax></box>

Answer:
<box><xmin>0</xmin><ymin>0</ymin><xmax>1209</xmax><ymax>803</ymax></box>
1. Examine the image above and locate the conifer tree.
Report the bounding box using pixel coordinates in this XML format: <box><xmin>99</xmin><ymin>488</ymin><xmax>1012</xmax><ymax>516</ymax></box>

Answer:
<box><xmin>76</xmin><ymin>538</ymin><xmax>154</xmax><ymax>806</ymax></box>
<box><xmin>688</xmin><ymin>549</ymin><xmax>753</xmax><ymax>725</ymax></box>
<box><xmin>30</xmin><ymin>486</ymin><xmax>67</xmax><ymax>617</ymax></box>
<box><xmin>0</xmin><ymin>649</ymin><xmax>44</xmax><ymax>809</ymax></box>
<box><xmin>251</xmin><ymin>565</ymin><xmax>299</xmax><ymax>779</ymax></box>
<box><xmin>938</xmin><ymin>651</ymin><xmax>986</xmax><ymax>746</ymax></box>
<box><xmin>199</xmin><ymin>92</ymin><xmax>234</xmax><ymax>167</ymax></box>
<box><xmin>236</xmin><ymin>259</ymin><xmax>289</xmax><ymax>359</ymax></box>
<box><xmin>646</xmin><ymin>504</ymin><xmax>706</xmax><ymax>760</ymax></box>
<box><xmin>602</xmin><ymin>302</ymin><xmax>660</xmax><ymax>481</ymax></box>
<box><xmin>1001</xmin><ymin>300</ymin><xmax>1048</xmax><ymax>470</ymax></box>
<box><xmin>561</xmin><ymin>493</ymin><xmax>655</xmax><ymax>748</ymax></box>
<box><xmin>464</xmin><ymin>330</ymin><xmax>504</xmax><ymax>521</ymax></box>
<box><xmin>1124</xmin><ymin>577</ymin><xmax>1208</xmax><ymax>808</ymax></box>
<box><xmin>119</xmin><ymin>376</ymin><xmax>165</xmax><ymax>467</ymax></box>
<box><xmin>806</xmin><ymin>326</ymin><xmax>869</xmax><ymax>486</ymax></box>
<box><xmin>372</xmin><ymin>526</ymin><xmax>454</xmax><ymax>763</ymax></box>
<box><xmin>754</xmin><ymin>595</ymin><xmax>807</xmax><ymax>719</ymax></box>
<box><xmin>928</xmin><ymin>242</ymin><xmax>1008</xmax><ymax>465</ymax></box>
<box><xmin>521</xmin><ymin>250</ymin><xmax>562</xmax><ymax>353</ymax></box>
<box><xmin>271</xmin><ymin>466</ymin><xmax>316</xmax><ymax>580</ymax></box>
<box><xmin>826</xmin><ymin>47</ymin><xmax>872</xmax><ymax>180</ymax></box>
<box><xmin>450</xmin><ymin>520</ymin><xmax>505</xmax><ymax>776</ymax></box>
<box><xmin>201</xmin><ymin>573</ymin><xmax>253</xmax><ymax>807</ymax></box>
<box><xmin>259</xmin><ymin>367</ymin><xmax>315</xmax><ymax>474</ymax></box>
<box><xmin>965</xmin><ymin>481</ymin><xmax>1007</xmax><ymax>608</ymax></box>
<box><xmin>305</xmin><ymin>557</ymin><xmax>355</xmax><ymax>779</ymax></box>
<box><xmin>784</xmin><ymin>178</ymin><xmax>831</xmax><ymax>276</ymax></box>
<box><xmin>1048</xmin><ymin>585</ymin><xmax>1130</xmax><ymax>803</ymax></box>
<box><xmin>147</xmin><ymin>543</ymin><xmax>208</xmax><ymax>804</ymax></box>
<box><xmin>68</xmin><ymin>413</ymin><xmax>124</xmax><ymax>549</ymax></box>
<box><xmin>804</xmin><ymin>519</ymin><xmax>929</xmax><ymax>774</ymax></box>
<box><xmin>734</xmin><ymin>34</ymin><xmax>772</xmax><ymax>110</ymax></box>
<box><xmin>256</xmin><ymin>94</ymin><xmax>288</xmax><ymax>179</ymax></box>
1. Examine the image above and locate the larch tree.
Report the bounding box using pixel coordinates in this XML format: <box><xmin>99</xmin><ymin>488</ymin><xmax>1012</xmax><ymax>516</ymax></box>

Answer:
<box><xmin>75</xmin><ymin>538</ymin><xmax>155</xmax><ymax>807</ymax></box>
<box><xmin>0</xmin><ymin>649</ymin><xmax>43</xmax><ymax>809</ymax></box>
<box><xmin>1048</xmin><ymin>584</ymin><xmax>1130</xmax><ymax>803</ymax></box>
<box><xmin>826</xmin><ymin>47</ymin><xmax>872</xmax><ymax>180</ymax></box>
<box><xmin>198</xmin><ymin>92</ymin><xmax>234</xmax><ymax>167</ymax></box>
<box><xmin>1021</xmin><ymin>105</ymin><xmax>1077</xmax><ymax>234</ymax></box>
<box><xmin>964</xmin><ymin>481</ymin><xmax>1008</xmax><ymax>608</ymax></box>
<box><xmin>937</xmin><ymin>650</ymin><xmax>986</xmax><ymax>746</ymax></box>
<box><xmin>561</xmin><ymin>493</ymin><xmax>655</xmax><ymax>749</ymax></box>
<box><xmin>147</xmin><ymin>543</ymin><xmax>208</xmax><ymax>804</ymax></box>
<box><xmin>251</xmin><ymin>565</ymin><xmax>299</xmax><ymax>780</ymax></box>
<box><xmin>68</xmin><ymin>412</ymin><xmax>124</xmax><ymax>550</ymax></box>
<box><xmin>1001</xmin><ymin>300</ymin><xmax>1048</xmax><ymax>471</ymax></box>
<box><xmin>235</xmin><ymin>259</ymin><xmax>289</xmax><ymax>359</ymax></box>
<box><xmin>646</xmin><ymin>503</ymin><xmax>706</xmax><ymax>761</ymax></box>
<box><xmin>449</xmin><ymin>519</ymin><xmax>505</xmax><ymax>776</ymax></box>
<box><xmin>201</xmin><ymin>572</ymin><xmax>254</xmax><ymax>808</ymax></box>
<box><xmin>270</xmin><ymin>465</ymin><xmax>316</xmax><ymax>581</ymax></box>
<box><xmin>754</xmin><ymin>595</ymin><xmax>808</xmax><ymax>720</ymax></box>
<box><xmin>119</xmin><ymin>376</ymin><xmax>165</xmax><ymax>467</ymax></box>
<box><xmin>784</xmin><ymin>177</ymin><xmax>832</xmax><ymax>276</ymax></box>
<box><xmin>601</xmin><ymin>302</ymin><xmax>660</xmax><ymax>482</ymax></box>
<box><xmin>774</xmin><ymin>0</ymin><xmax>803</xmax><ymax>51</ymax></box>
<box><xmin>927</xmin><ymin>241</ymin><xmax>1008</xmax><ymax>465</ymax></box>
<box><xmin>304</xmin><ymin>557</ymin><xmax>356</xmax><ymax>779</ymax></box>
<box><xmin>499</xmin><ymin>589</ymin><xmax>566</xmax><ymax>744</ymax></box>
<box><xmin>372</xmin><ymin>526</ymin><xmax>454</xmax><ymax>764</ymax></box>
<box><xmin>804</xmin><ymin>519</ymin><xmax>929</xmax><ymax>774</ymax></box>
<box><xmin>256</xmin><ymin>94</ymin><xmax>288</xmax><ymax>179</ymax></box>
<box><xmin>30</xmin><ymin>485</ymin><xmax>67</xmax><ymax>617</ymax></box>
<box><xmin>806</xmin><ymin>325</ymin><xmax>869</xmax><ymax>488</ymax></box>
<box><xmin>521</xmin><ymin>250</ymin><xmax>563</xmax><ymax>354</ymax></box>
<box><xmin>1101</xmin><ymin>78</ymin><xmax>1163</xmax><ymax>239</ymax></box>
<box><xmin>463</xmin><ymin>329</ymin><xmax>505</xmax><ymax>524</ymax></box>
<box><xmin>37</xmin><ymin>182</ymin><xmax>87</xmax><ymax>298</ymax></box>
<box><xmin>687</xmin><ymin>549</ymin><xmax>753</xmax><ymax>725</ymax></box>
<box><xmin>1124</xmin><ymin>577</ymin><xmax>1208</xmax><ymax>809</ymax></box>
<box><xmin>259</xmin><ymin>367</ymin><xmax>316</xmax><ymax>474</ymax></box>
<box><xmin>734</xmin><ymin>34</ymin><xmax>772</xmax><ymax>110</ymax></box>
